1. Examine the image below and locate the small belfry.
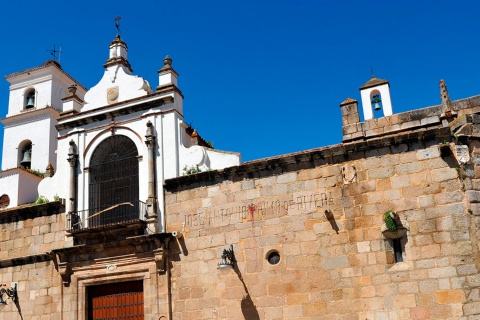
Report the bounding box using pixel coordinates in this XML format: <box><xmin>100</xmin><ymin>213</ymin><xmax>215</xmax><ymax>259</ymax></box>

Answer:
<box><xmin>359</xmin><ymin>74</ymin><xmax>393</xmax><ymax>120</ymax></box>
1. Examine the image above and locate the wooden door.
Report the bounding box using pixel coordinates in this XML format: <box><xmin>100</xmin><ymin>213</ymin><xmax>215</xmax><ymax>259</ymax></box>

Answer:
<box><xmin>88</xmin><ymin>281</ymin><xmax>144</xmax><ymax>320</ymax></box>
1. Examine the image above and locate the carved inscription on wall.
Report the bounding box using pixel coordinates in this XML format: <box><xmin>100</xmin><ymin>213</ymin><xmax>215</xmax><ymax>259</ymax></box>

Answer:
<box><xmin>184</xmin><ymin>191</ymin><xmax>335</xmax><ymax>228</ymax></box>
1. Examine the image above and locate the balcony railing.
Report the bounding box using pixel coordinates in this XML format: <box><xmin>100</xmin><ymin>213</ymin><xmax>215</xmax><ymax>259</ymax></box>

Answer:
<box><xmin>67</xmin><ymin>200</ymin><xmax>147</xmax><ymax>232</ymax></box>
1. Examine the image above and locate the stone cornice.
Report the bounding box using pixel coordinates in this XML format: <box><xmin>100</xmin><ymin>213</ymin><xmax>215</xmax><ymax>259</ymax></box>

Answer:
<box><xmin>103</xmin><ymin>57</ymin><xmax>133</xmax><ymax>73</ymax></box>
<box><xmin>164</xmin><ymin>126</ymin><xmax>451</xmax><ymax>192</ymax></box>
<box><xmin>56</xmin><ymin>94</ymin><xmax>174</xmax><ymax>131</ymax></box>
<box><xmin>5</xmin><ymin>60</ymin><xmax>87</xmax><ymax>91</ymax></box>
<box><xmin>0</xmin><ymin>201</ymin><xmax>64</xmax><ymax>223</ymax></box>
<box><xmin>52</xmin><ymin>233</ymin><xmax>173</xmax><ymax>265</ymax></box>
<box><xmin>156</xmin><ymin>83</ymin><xmax>184</xmax><ymax>99</ymax></box>
<box><xmin>1</xmin><ymin>107</ymin><xmax>59</xmax><ymax>126</ymax></box>
<box><xmin>61</xmin><ymin>92</ymin><xmax>84</xmax><ymax>104</ymax></box>
<box><xmin>0</xmin><ymin>253</ymin><xmax>51</xmax><ymax>268</ymax></box>
<box><xmin>0</xmin><ymin>167</ymin><xmax>43</xmax><ymax>179</ymax></box>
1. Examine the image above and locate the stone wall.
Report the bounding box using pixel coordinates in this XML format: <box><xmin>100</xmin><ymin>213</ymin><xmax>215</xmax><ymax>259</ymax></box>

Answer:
<box><xmin>0</xmin><ymin>202</ymin><xmax>69</xmax><ymax>261</ymax></box>
<box><xmin>0</xmin><ymin>201</ymin><xmax>170</xmax><ymax>320</ymax></box>
<box><xmin>0</xmin><ymin>202</ymin><xmax>66</xmax><ymax>319</ymax></box>
<box><xmin>165</xmin><ymin>129</ymin><xmax>480</xmax><ymax>319</ymax></box>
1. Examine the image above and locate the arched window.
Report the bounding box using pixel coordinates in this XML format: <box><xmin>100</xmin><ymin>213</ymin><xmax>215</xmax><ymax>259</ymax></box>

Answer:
<box><xmin>0</xmin><ymin>194</ymin><xmax>10</xmax><ymax>210</ymax></box>
<box><xmin>24</xmin><ymin>88</ymin><xmax>36</xmax><ymax>109</ymax></box>
<box><xmin>371</xmin><ymin>91</ymin><xmax>383</xmax><ymax>112</ymax></box>
<box><xmin>18</xmin><ymin>140</ymin><xmax>32</xmax><ymax>169</ymax></box>
<box><xmin>88</xmin><ymin>135</ymin><xmax>139</xmax><ymax>227</ymax></box>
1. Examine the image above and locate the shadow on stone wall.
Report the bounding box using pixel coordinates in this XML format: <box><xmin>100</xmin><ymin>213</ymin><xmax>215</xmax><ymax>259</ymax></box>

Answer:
<box><xmin>14</xmin><ymin>299</ymin><xmax>24</xmax><ymax>320</ymax></box>
<box><xmin>232</xmin><ymin>253</ymin><xmax>260</xmax><ymax>320</ymax></box>
<box><xmin>240</xmin><ymin>294</ymin><xmax>259</xmax><ymax>320</ymax></box>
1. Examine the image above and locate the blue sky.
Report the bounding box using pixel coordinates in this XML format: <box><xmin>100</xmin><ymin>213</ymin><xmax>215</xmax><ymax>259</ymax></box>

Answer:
<box><xmin>1</xmin><ymin>1</ymin><xmax>480</xmax><ymax>164</ymax></box>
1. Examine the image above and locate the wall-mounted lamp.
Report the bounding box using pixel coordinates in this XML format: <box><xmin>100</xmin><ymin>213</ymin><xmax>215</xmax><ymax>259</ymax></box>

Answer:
<box><xmin>325</xmin><ymin>209</ymin><xmax>334</xmax><ymax>220</ymax></box>
<box><xmin>0</xmin><ymin>283</ymin><xmax>17</xmax><ymax>304</ymax></box>
<box><xmin>217</xmin><ymin>245</ymin><xmax>234</xmax><ymax>271</ymax></box>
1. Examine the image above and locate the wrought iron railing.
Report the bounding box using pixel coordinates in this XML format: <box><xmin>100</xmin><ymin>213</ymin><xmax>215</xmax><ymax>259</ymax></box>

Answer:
<box><xmin>67</xmin><ymin>200</ymin><xmax>147</xmax><ymax>232</ymax></box>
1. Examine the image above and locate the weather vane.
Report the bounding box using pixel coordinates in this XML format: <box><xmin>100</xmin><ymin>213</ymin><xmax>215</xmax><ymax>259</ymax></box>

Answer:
<box><xmin>47</xmin><ymin>45</ymin><xmax>62</xmax><ymax>62</ymax></box>
<box><xmin>370</xmin><ymin>67</ymin><xmax>375</xmax><ymax>78</ymax></box>
<box><xmin>114</xmin><ymin>16</ymin><xmax>122</xmax><ymax>36</ymax></box>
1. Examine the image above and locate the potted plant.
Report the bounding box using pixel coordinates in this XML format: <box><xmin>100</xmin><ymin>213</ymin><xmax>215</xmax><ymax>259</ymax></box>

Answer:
<box><xmin>381</xmin><ymin>210</ymin><xmax>408</xmax><ymax>239</ymax></box>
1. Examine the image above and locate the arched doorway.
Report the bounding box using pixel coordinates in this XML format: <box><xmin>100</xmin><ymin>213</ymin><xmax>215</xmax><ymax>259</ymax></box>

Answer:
<box><xmin>89</xmin><ymin>135</ymin><xmax>139</xmax><ymax>227</ymax></box>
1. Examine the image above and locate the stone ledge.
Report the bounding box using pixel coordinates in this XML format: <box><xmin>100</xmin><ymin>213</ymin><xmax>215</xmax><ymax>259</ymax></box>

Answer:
<box><xmin>0</xmin><ymin>201</ymin><xmax>64</xmax><ymax>223</ymax></box>
<box><xmin>165</xmin><ymin>126</ymin><xmax>451</xmax><ymax>193</ymax></box>
<box><xmin>0</xmin><ymin>253</ymin><xmax>51</xmax><ymax>268</ymax></box>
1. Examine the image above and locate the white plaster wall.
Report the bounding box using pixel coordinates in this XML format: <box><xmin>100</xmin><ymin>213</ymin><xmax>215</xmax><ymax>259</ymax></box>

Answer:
<box><xmin>0</xmin><ymin>172</ymin><xmax>20</xmax><ymax>208</ymax></box>
<box><xmin>82</xmin><ymin>65</ymin><xmax>151</xmax><ymax>112</ymax></box>
<box><xmin>7</xmin><ymin>66</ymin><xmax>86</xmax><ymax>116</ymax></box>
<box><xmin>173</xmin><ymin>92</ymin><xmax>183</xmax><ymax>115</ymax></box>
<box><xmin>161</xmin><ymin>112</ymin><xmax>181</xmax><ymax>179</ymax></box>
<box><xmin>2</xmin><ymin>115</ymin><xmax>57</xmax><ymax>171</ymax></box>
<box><xmin>38</xmin><ymin>137</ymin><xmax>71</xmax><ymax>209</ymax></box>
<box><xmin>178</xmin><ymin>144</ymin><xmax>240</xmax><ymax>174</ymax></box>
<box><xmin>51</xmin><ymin>74</ymin><xmax>69</xmax><ymax>110</ymax></box>
<box><xmin>18</xmin><ymin>172</ymin><xmax>41</xmax><ymax>205</ymax></box>
<box><xmin>205</xmin><ymin>149</ymin><xmax>241</xmax><ymax>170</ymax></box>
<box><xmin>159</xmin><ymin>73</ymin><xmax>177</xmax><ymax>87</ymax></box>
<box><xmin>8</xmin><ymin>78</ymin><xmax>53</xmax><ymax>116</ymax></box>
<box><xmin>0</xmin><ymin>170</ymin><xmax>41</xmax><ymax>208</ymax></box>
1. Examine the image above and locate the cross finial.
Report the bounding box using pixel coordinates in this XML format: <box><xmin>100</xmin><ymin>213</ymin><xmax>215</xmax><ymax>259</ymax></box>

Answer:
<box><xmin>114</xmin><ymin>16</ymin><xmax>122</xmax><ymax>36</ymax></box>
<box><xmin>47</xmin><ymin>45</ymin><xmax>62</xmax><ymax>62</ymax></box>
<box><xmin>370</xmin><ymin>67</ymin><xmax>375</xmax><ymax>78</ymax></box>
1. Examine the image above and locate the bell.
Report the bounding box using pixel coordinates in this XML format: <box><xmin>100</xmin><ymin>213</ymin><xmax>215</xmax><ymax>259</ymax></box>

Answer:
<box><xmin>374</xmin><ymin>102</ymin><xmax>381</xmax><ymax>111</ymax></box>
<box><xmin>20</xmin><ymin>149</ymin><xmax>32</xmax><ymax>167</ymax></box>
<box><xmin>26</xmin><ymin>94</ymin><xmax>35</xmax><ymax>108</ymax></box>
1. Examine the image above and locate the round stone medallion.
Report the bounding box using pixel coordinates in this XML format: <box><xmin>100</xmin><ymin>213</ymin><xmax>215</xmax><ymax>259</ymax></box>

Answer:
<box><xmin>107</xmin><ymin>87</ymin><xmax>119</xmax><ymax>104</ymax></box>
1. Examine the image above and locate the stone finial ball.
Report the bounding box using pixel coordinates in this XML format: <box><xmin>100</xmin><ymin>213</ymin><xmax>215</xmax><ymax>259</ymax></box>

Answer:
<box><xmin>163</xmin><ymin>55</ymin><xmax>172</xmax><ymax>66</ymax></box>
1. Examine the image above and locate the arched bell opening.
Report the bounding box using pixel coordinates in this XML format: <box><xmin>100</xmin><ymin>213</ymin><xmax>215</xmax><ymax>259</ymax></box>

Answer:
<box><xmin>370</xmin><ymin>90</ymin><xmax>383</xmax><ymax>114</ymax></box>
<box><xmin>18</xmin><ymin>140</ymin><xmax>32</xmax><ymax>169</ymax></box>
<box><xmin>88</xmin><ymin>135</ymin><xmax>140</xmax><ymax>228</ymax></box>
<box><xmin>24</xmin><ymin>88</ymin><xmax>36</xmax><ymax>110</ymax></box>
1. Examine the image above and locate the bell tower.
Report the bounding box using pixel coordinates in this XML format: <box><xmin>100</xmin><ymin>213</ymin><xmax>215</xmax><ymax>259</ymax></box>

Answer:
<box><xmin>0</xmin><ymin>60</ymin><xmax>86</xmax><ymax>208</ymax></box>
<box><xmin>2</xmin><ymin>60</ymin><xmax>86</xmax><ymax>171</ymax></box>
<box><xmin>359</xmin><ymin>75</ymin><xmax>393</xmax><ymax>120</ymax></box>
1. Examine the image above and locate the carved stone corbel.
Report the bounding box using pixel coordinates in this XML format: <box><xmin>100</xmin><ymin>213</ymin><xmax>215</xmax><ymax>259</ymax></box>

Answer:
<box><xmin>52</xmin><ymin>251</ymin><xmax>73</xmax><ymax>287</ymax></box>
<box><xmin>153</xmin><ymin>248</ymin><xmax>165</xmax><ymax>273</ymax></box>
<box><xmin>153</xmin><ymin>238</ymin><xmax>170</xmax><ymax>273</ymax></box>
<box><xmin>59</xmin><ymin>262</ymin><xmax>73</xmax><ymax>286</ymax></box>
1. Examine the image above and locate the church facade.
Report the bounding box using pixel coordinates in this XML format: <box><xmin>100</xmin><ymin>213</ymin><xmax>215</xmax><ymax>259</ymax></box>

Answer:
<box><xmin>0</xmin><ymin>33</ymin><xmax>479</xmax><ymax>320</ymax></box>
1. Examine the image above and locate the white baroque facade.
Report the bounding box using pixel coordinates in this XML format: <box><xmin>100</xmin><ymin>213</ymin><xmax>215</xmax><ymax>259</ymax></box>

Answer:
<box><xmin>1</xmin><ymin>35</ymin><xmax>241</xmax><ymax>233</ymax></box>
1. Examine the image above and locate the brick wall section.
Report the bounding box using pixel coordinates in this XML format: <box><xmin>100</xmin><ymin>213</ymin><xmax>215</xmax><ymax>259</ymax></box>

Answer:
<box><xmin>165</xmin><ymin>136</ymin><xmax>480</xmax><ymax>319</ymax></box>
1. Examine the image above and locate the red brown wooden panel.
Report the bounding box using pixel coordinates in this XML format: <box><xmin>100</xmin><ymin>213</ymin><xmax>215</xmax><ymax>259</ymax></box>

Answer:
<box><xmin>88</xmin><ymin>281</ymin><xmax>144</xmax><ymax>320</ymax></box>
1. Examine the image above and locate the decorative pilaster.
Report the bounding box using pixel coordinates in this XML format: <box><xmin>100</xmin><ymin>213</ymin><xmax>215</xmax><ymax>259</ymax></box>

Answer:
<box><xmin>145</xmin><ymin>121</ymin><xmax>158</xmax><ymax>232</ymax></box>
<box><xmin>67</xmin><ymin>140</ymin><xmax>78</xmax><ymax>220</ymax></box>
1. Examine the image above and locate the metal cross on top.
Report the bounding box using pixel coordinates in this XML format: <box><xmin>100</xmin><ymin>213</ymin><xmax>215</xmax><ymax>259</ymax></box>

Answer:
<box><xmin>114</xmin><ymin>16</ymin><xmax>122</xmax><ymax>36</ymax></box>
<box><xmin>47</xmin><ymin>45</ymin><xmax>62</xmax><ymax>62</ymax></box>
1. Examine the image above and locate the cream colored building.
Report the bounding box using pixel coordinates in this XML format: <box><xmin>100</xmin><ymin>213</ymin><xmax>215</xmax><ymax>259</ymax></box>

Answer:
<box><xmin>0</xmin><ymin>34</ymin><xmax>479</xmax><ymax>320</ymax></box>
